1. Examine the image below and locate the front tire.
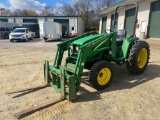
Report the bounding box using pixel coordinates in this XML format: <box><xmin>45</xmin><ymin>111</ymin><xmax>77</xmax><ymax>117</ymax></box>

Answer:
<box><xmin>126</xmin><ymin>41</ymin><xmax>150</xmax><ymax>74</ymax></box>
<box><xmin>89</xmin><ymin>60</ymin><xmax>113</xmax><ymax>90</ymax></box>
<box><xmin>25</xmin><ymin>36</ymin><xmax>29</xmax><ymax>42</ymax></box>
<box><xmin>30</xmin><ymin>36</ymin><xmax>33</xmax><ymax>40</ymax></box>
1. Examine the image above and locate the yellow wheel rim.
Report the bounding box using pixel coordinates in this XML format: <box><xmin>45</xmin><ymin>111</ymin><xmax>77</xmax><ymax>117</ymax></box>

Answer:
<box><xmin>97</xmin><ymin>68</ymin><xmax>111</xmax><ymax>85</ymax></box>
<box><xmin>137</xmin><ymin>48</ymin><xmax>148</xmax><ymax>68</ymax></box>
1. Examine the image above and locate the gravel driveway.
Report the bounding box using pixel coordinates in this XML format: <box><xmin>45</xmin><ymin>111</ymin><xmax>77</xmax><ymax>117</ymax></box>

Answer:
<box><xmin>0</xmin><ymin>38</ymin><xmax>160</xmax><ymax>120</ymax></box>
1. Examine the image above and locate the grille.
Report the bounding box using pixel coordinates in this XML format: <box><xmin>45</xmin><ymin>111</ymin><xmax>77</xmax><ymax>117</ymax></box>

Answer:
<box><xmin>11</xmin><ymin>35</ymin><xmax>22</xmax><ymax>37</ymax></box>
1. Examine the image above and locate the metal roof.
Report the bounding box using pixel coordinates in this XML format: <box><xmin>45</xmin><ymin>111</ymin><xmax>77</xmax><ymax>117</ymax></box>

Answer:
<box><xmin>0</xmin><ymin>16</ymin><xmax>80</xmax><ymax>18</ymax></box>
<box><xmin>97</xmin><ymin>0</ymin><xmax>143</xmax><ymax>16</ymax></box>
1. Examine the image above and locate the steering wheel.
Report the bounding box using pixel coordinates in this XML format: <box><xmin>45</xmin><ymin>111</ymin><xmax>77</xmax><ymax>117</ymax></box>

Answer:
<box><xmin>105</xmin><ymin>29</ymin><xmax>112</xmax><ymax>34</ymax></box>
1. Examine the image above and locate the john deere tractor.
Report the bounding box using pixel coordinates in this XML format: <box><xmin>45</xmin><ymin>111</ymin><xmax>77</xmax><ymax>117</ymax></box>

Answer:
<box><xmin>44</xmin><ymin>2</ymin><xmax>150</xmax><ymax>101</ymax></box>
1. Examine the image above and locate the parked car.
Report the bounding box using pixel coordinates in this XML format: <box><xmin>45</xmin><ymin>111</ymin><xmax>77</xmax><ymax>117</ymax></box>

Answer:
<box><xmin>0</xmin><ymin>27</ymin><xmax>12</xmax><ymax>39</ymax></box>
<box><xmin>9</xmin><ymin>28</ymin><xmax>33</xmax><ymax>42</ymax></box>
<box><xmin>22</xmin><ymin>23</ymin><xmax>40</xmax><ymax>38</ymax></box>
<box><xmin>0</xmin><ymin>21</ymin><xmax>18</xmax><ymax>39</ymax></box>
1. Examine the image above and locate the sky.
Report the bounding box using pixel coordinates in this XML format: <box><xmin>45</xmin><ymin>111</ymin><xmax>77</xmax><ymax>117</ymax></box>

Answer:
<box><xmin>0</xmin><ymin>0</ymin><xmax>72</xmax><ymax>13</ymax></box>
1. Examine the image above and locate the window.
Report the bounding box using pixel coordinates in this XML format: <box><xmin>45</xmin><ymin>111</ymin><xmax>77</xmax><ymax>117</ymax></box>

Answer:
<box><xmin>9</xmin><ymin>28</ymin><xmax>13</xmax><ymax>31</ymax></box>
<box><xmin>6</xmin><ymin>27</ymin><xmax>10</xmax><ymax>31</ymax></box>
<box><xmin>0</xmin><ymin>27</ymin><xmax>5</xmax><ymax>31</ymax></box>
<box><xmin>72</xmin><ymin>27</ymin><xmax>74</xmax><ymax>30</ymax></box>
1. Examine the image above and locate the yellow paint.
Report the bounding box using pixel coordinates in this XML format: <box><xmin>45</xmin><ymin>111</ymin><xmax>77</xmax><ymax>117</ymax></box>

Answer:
<box><xmin>97</xmin><ymin>68</ymin><xmax>111</xmax><ymax>85</ymax></box>
<box><xmin>137</xmin><ymin>48</ymin><xmax>148</xmax><ymax>68</ymax></box>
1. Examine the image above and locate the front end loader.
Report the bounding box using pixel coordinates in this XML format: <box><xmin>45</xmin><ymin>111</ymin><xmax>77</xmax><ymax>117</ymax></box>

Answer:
<box><xmin>7</xmin><ymin>2</ymin><xmax>150</xmax><ymax>118</ymax></box>
<box><xmin>44</xmin><ymin>2</ymin><xmax>149</xmax><ymax>101</ymax></box>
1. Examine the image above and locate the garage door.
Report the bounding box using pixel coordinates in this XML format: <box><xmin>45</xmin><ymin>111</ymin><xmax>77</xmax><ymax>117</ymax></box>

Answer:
<box><xmin>125</xmin><ymin>8</ymin><xmax>136</xmax><ymax>37</ymax></box>
<box><xmin>0</xmin><ymin>18</ymin><xmax>8</xmax><ymax>22</ymax></box>
<box><xmin>101</xmin><ymin>16</ymin><xmax>107</xmax><ymax>33</ymax></box>
<box><xmin>148</xmin><ymin>0</ymin><xmax>160</xmax><ymax>38</ymax></box>
<box><xmin>23</xmin><ymin>19</ymin><xmax>38</xmax><ymax>23</ymax></box>
<box><xmin>54</xmin><ymin>19</ymin><xmax>69</xmax><ymax>34</ymax></box>
<box><xmin>111</xmin><ymin>13</ymin><xmax>118</xmax><ymax>31</ymax></box>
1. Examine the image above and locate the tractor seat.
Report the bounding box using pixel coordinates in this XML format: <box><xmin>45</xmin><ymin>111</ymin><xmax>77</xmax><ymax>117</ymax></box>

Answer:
<box><xmin>116</xmin><ymin>30</ymin><xmax>126</xmax><ymax>47</ymax></box>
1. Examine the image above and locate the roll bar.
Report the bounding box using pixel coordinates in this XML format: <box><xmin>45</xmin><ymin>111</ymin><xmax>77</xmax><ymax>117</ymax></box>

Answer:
<box><xmin>113</xmin><ymin>2</ymin><xmax>139</xmax><ymax>37</ymax></box>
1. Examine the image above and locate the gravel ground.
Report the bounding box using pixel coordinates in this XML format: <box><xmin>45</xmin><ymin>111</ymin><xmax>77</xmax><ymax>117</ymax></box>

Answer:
<box><xmin>0</xmin><ymin>38</ymin><xmax>160</xmax><ymax>120</ymax></box>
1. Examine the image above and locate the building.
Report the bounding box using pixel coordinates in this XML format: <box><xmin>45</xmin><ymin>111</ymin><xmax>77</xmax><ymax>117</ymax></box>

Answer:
<box><xmin>98</xmin><ymin>0</ymin><xmax>160</xmax><ymax>39</ymax></box>
<box><xmin>0</xmin><ymin>16</ymin><xmax>84</xmax><ymax>36</ymax></box>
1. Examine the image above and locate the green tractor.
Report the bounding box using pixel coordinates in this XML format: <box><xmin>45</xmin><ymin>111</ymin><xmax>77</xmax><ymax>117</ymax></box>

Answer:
<box><xmin>44</xmin><ymin>2</ymin><xmax>150</xmax><ymax>101</ymax></box>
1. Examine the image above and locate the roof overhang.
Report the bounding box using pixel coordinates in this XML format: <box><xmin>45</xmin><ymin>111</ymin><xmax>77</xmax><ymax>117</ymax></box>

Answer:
<box><xmin>97</xmin><ymin>0</ymin><xmax>143</xmax><ymax>16</ymax></box>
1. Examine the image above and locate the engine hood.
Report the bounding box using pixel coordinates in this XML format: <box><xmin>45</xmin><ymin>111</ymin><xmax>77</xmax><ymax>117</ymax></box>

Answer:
<box><xmin>71</xmin><ymin>34</ymin><xmax>105</xmax><ymax>46</ymax></box>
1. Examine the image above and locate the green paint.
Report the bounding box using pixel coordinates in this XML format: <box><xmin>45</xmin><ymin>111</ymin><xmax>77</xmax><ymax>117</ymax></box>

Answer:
<box><xmin>44</xmin><ymin>31</ymin><xmax>137</xmax><ymax>101</ymax></box>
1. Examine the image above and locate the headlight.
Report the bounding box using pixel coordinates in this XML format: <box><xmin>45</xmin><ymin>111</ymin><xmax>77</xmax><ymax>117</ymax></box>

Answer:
<box><xmin>69</xmin><ymin>45</ymin><xmax>73</xmax><ymax>50</ymax></box>
<box><xmin>75</xmin><ymin>46</ymin><xmax>79</xmax><ymax>51</ymax></box>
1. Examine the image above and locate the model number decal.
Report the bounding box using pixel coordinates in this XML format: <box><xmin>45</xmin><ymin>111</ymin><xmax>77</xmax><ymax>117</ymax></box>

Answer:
<box><xmin>87</xmin><ymin>36</ymin><xmax>107</xmax><ymax>47</ymax></box>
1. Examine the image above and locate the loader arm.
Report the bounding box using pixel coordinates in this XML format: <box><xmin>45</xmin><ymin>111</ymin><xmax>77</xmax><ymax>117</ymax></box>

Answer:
<box><xmin>45</xmin><ymin>31</ymin><xmax>117</xmax><ymax>101</ymax></box>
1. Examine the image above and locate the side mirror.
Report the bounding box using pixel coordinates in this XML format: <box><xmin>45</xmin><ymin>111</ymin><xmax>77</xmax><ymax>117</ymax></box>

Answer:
<box><xmin>136</xmin><ymin>19</ymin><xmax>138</xmax><ymax>23</ymax></box>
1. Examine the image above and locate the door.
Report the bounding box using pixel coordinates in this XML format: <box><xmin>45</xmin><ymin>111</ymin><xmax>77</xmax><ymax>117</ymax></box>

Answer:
<box><xmin>110</xmin><ymin>13</ymin><xmax>118</xmax><ymax>31</ymax></box>
<box><xmin>125</xmin><ymin>8</ymin><xmax>136</xmax><ymax>37</ymax></box>
<box><xmin>71</xmin><ymin>26</ymin><xmax>76</xmax><ymax>35</ymax></box>
<box><xmin>54</xmin><ymin>19</ymin><xmax>69</xmax><ymax>34</ymax></box>
<box><xmin>148</xmin><ymin>0</ymin><xmax>160</xmax><ymax>38</ymax></box>
<box><xmin>101</xmin><ymin>16</ymin><xmax>107</xmax><ymax>33</ymax></box>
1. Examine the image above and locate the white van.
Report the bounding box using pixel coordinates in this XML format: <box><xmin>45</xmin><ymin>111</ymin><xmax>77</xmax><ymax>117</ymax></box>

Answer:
<box><xmin>39</xmin><ymin>21</ymin><xmax>62</xmax><ymax>42</ymax></box>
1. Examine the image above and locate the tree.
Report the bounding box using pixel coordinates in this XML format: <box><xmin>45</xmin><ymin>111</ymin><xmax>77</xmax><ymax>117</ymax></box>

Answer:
<box><xmin>62</xmin><ymin>3</ymin><xmax>76</xmax><ymax>16</ymax></box>
<box><xmin>0</xmin><ymin>8</ymin><xmax>11</xmax><ymax>16</ymax></box>
<box><xmin>40</xmin><ymin>5</ymin><xmax>53</xmax><ymax>16</ymax></box>
<box><xmin>73</xmin><ymin>0</ymin><xmax>93</xmax><ymax>30</ymax></box>
<box><xmin>27</xmin><ymin>9</ymin><xmax>38</xmax><ymax>16</ymax></box>
<box><xmin>101</xmin><ymin>0</ymin><xmax>117</xmax><ymax>7</ymax></box>
<box><xmin>61</xmin><ymin>0</ymin><xmax>118</xmax><ymax>31</ymax></box>
<box><xmin>95</xmin><ymin>0</ymin><xmax>117</xmax><ymax>11</ymax></box>
<box><xmin>21</xmin><ymin>9</ymin><xmax>29</xmax><ymax>16</ymax></box>
<box><xmin>11</xmin><ymin>9</ymin><xmax>22</xmax><ymax>16</ymax></box>
<box><xmin>11</xmin><ymin>9</ymin><xmax>38</xmax><ymax>16</ymax></box>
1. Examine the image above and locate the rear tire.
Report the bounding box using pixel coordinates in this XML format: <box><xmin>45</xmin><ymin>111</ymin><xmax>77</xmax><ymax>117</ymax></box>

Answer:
<box><xmin>4</xmin><ymin>34</ymin><xmax>9</xmax><ymax>39</ymax></box>
<box><xmin>30</xmin><ymin>36</ymin><xmax>33</xmax><ymax>40</ymax></box>
<box><xmin>89</xmin><ymin>60</ymin><xmax>113</xmax><ymax>90</ymax></box>
<box><xmin>126</xmin><ymin>40</ymin><xmax>150</xmax><ymax>74</ymax></box>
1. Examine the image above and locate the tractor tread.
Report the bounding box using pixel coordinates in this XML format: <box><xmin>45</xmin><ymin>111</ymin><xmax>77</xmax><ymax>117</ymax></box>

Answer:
<box><xmin>89</xmin><ymin>60</ymin><xmax>113</xmax><ymax>90</ymax></box>
<box><xmin>126</xmin><ymin>40</ymin><xmax>150</xmax><ymax>74</ymax></box>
